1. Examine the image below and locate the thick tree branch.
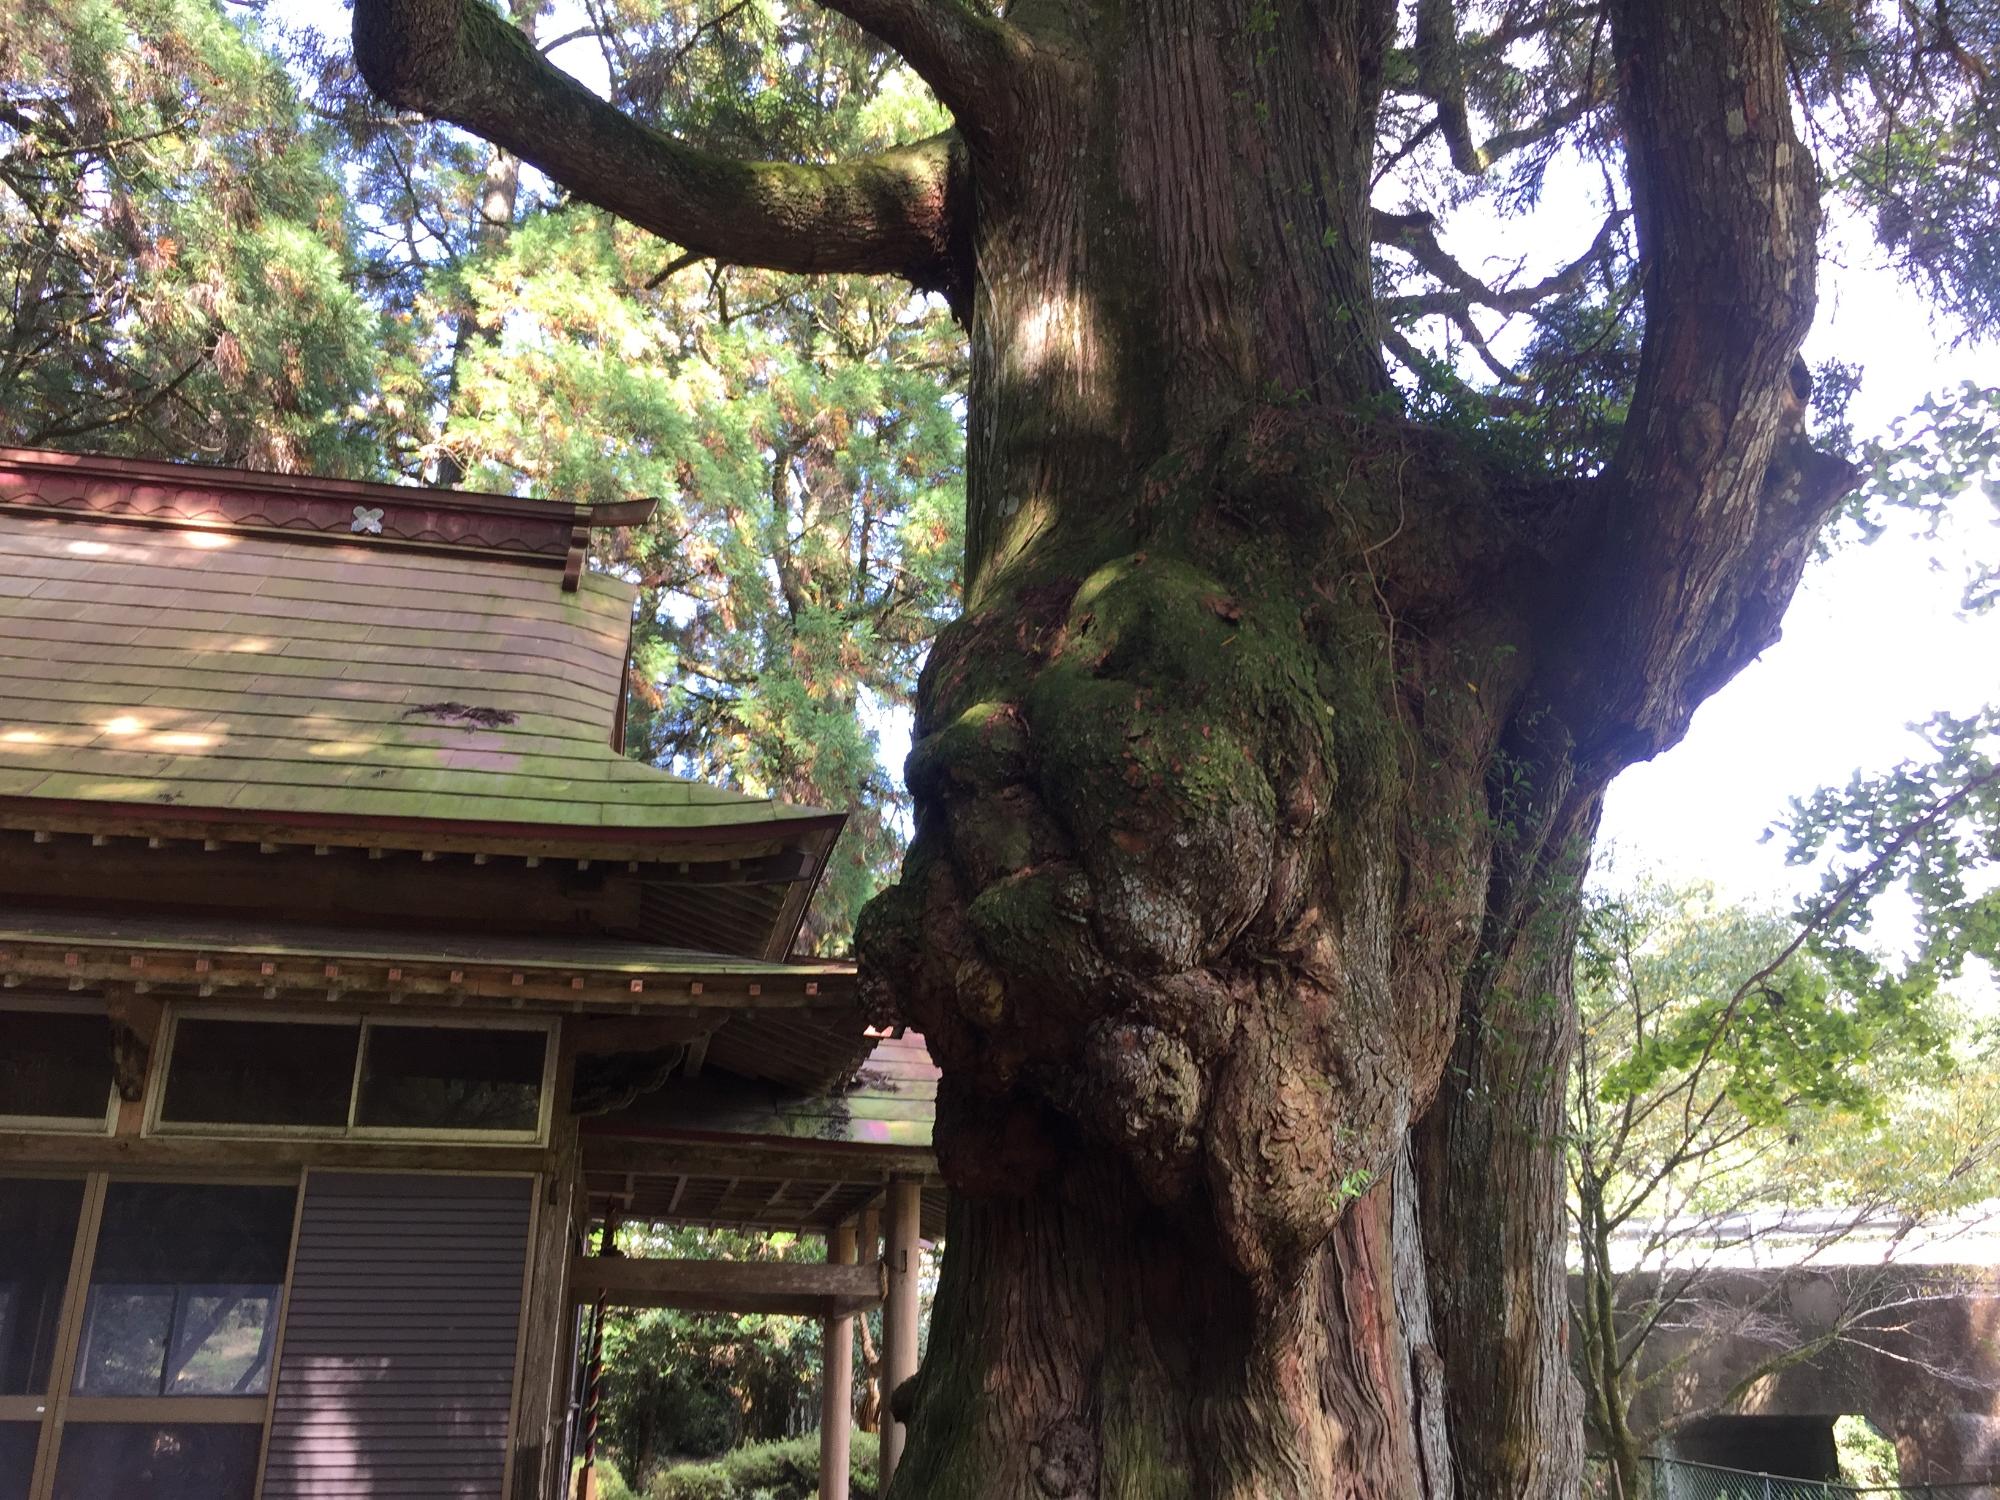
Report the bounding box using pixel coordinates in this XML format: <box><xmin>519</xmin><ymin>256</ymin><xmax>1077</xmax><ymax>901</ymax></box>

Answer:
<box><xmin>1414</xmin><ymin>0</ymin><xmax>1483</xmax><ymax>173</ymax></box>
<box><xmin>352</xmin><ymin>0</ymin><xmax>969</xmax><ymax>300</ymax></box>
<box><xmin>810</xmin><ymin>0</ymin><xmax>1030</xmax><ymax>153</ymax></box>
<box><xmin>1536</xmin><ymin>0</ymin><xmax>1859</xmax><ymax>771</ymax></box>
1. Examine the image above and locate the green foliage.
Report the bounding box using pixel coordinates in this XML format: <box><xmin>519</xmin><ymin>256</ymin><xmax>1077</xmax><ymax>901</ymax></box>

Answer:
<box><xmin>1779</xmin><ymin>708</ymin><xmax>2000</xmax><ymax>1013</ymax></box>
<box><xmin>1840</xmin><ymin>383</ymin><xmax>2000</xmax><ymax>609</ymax></box>
<box><xmin>1787</xmin><ymin>1</ymin><xmax>2000</xmax><ymax>340</ymax></box>
<box><xmin>0</xmin><ymin>0</ymin><xmax>383</xmax><ymax>471</ymax></box>
<box><xmin>597</xmin><ymin>1225</ymin><xmax>832</xmax><ymax>1481</ymax></box>
<box><xmin>1833</xmin><ymin>1415</ymin><xmax>1900</xmax><ymax>1487</ymax></box>
<box><xmin>1570</xmin><ymin>874</ymin><xmax>1992</xmax><ymax>1237</ymax></box>
<box><xmin>1572</xmin><ymin>880</ymin><xmax>1942</xmax><ymax>1224</ymax></box>
<box><xmin>597</xmin><ymin>261</ymin><xmax>964</xmax><ymax>945</ymax></box>
<box><xmin>311</xmin><ymin>0</ymin><xmax>966</xmax><ymax>946</ymax></box>
<box><xmin>1576</xmin><ymin>900</ymin><xmax>1936</xmax><ymax>1136</ymax></box>
<box><xmin>580</xmin><ymin>1457</ymin><xmax>644</xmax><ymax>1500</ymax></box>
<box><xmin>1580</xmin><ymin>891</ymin><xmax>1939</xmax><ymax>1131</ymax></box>
<box><xmin>1568</xmin><ymin>874</ymin><xmax>1996</xmax><ymax>1468</ymax></box>
<box><xmin>1574</xmin><ymin>698</ymin><xmax>2000</xmax><ymax>1238</ymax></box>
<box><xmin>647</xmin><ymin>1432</ymin><xmax>879</xmax><ymax>1500</ymax></box>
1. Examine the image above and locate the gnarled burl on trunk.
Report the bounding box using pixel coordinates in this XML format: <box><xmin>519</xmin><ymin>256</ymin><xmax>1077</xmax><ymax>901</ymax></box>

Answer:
<box><xmin>352</xmin><ymin>0</ymin><xmax>1860</xmax><ymax>1492</ymax></box>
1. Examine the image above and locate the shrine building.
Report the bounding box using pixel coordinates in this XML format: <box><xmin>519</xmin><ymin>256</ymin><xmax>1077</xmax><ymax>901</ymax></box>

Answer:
<box><xmin>0</xmin><ymin>448</ymin><xmax>939</xmax><ymax>1500</ymax></box>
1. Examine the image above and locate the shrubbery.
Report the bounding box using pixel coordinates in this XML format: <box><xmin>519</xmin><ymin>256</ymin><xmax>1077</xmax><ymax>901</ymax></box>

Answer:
<box><xmin>579</xmin><ymin>1460</ymin><xmax>641</xmax><ymax>1500</ymax></box>
<box><xmin>647</xmin><ymin>1432</ymin><xmax>880</xmax><ymax>1500</ymax></box>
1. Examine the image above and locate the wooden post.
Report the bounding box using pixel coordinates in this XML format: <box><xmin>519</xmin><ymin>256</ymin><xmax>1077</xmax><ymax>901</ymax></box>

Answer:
<box><xmin>819</xmin><ymin>1224</ymin><xmax>857</xmax><ymax>1500</ymax></box>
<box><xmin>879</xmin><ymin>1178</ymin><xmax>922</xmax><ymax>1491</ymax></box>
<box><xmin>575</xmin><ymin>1208</ymin><xmax>613</xmax><ymax>1500</ymax></box>
<box><xmin>573</xmin><ymin>1293</ymin><xmax>606</xmax><ymax>1500</ymax></box>
<box><xmin>512</xmin><ymin>1020</ymin><xmax>582</xmax><ymax>1500</ymax></box>
<box><xmin>856</xmin><ymin>1205</ymin><xmax>883</xmax><ymax>1434</ymax></box>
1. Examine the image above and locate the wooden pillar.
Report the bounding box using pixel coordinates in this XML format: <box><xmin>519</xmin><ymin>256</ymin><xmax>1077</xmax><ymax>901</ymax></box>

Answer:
<box><xmin>512</xmin><ymin>1019</ymin><xmax>582</xmax><ymax>1500</ymax></box>
<box><xmin>879</xmin><ymin>1178</ymin><xmax>922</xmax><ymax>1491</ymax></box>
<box><xmin>819</xmin><ymin>1224</ymin><xmax>857</xmax><ymax>1500</ymax></box>
<box><xmin>856</xmin><ymin>1205</ymin><xmax>883</xmax><ymax>1435</ymax></box>
<box><xmin>573</xmin><ymin>1275</ymin><xmax>609</xmax><ymax>1499</ymax></box>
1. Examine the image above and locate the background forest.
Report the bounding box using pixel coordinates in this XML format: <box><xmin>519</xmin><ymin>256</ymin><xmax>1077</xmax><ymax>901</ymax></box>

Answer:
<box><xmin>5</xmin><ymin>0</ymin><xmax>1999</xmax><ymax>1491</ymax></box>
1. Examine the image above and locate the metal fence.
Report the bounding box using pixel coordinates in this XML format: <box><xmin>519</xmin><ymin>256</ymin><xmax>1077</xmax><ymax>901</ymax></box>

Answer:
<box><xmin>1583</xmin><ymin>1457</ymin><xmax>1996</xmax><ymax>1500</ymax></box>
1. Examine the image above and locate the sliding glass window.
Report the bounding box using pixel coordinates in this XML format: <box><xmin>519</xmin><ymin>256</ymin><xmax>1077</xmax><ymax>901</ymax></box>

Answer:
<box><xmin>152</xmin><ymin>1011</ymin><xmax>551</xmax><ymax>1143</ymax></box>
<box><xmin>53</xmin><ymin>1180</ymin><xmax>298</xmax><ymax>1500</ymax></box>
<box><xmin>71</xmin><ymin>1183</ymin><xmax>294</xmax><ymax>1398</ymax></box>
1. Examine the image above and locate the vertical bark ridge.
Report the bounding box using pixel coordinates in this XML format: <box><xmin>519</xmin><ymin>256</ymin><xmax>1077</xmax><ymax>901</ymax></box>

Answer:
<box><xmin>1419</xmin><ymin>724</ymin><xmax>1598</xmax><ymax>1500</ymax></box>
<box><xmin>1228</xmin><ymin>0</ymin><xmax>1394</xmax><ymax>405</ymax></box>
<box><xmin>963</xmin><ymin>0</ymin><xmax>1395</xmax><ymax>598</ymax></box>
<box><xmin>898</xmin><ymin>1154</ymin><xmax>1443</xmax><ymax>1498</ymax></box>
<box><xmin>1392</xmin><ymin>1142</ymin><xmax>1455</xmax><ymax>1500</ymax></box>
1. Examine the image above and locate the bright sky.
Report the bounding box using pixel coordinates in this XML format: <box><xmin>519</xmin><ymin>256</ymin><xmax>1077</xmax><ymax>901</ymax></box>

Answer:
<box><xmin>1598</xmin><ymin>260</ymin><xmax>1998</xmax><ymax>913</ymax></box>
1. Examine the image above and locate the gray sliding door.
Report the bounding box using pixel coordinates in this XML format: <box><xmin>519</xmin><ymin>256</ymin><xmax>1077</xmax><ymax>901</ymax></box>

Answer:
<box><xmin>262</xmin><ymin>1173</ymin><xmax>532</xmax><ymax>1498</ymax></box>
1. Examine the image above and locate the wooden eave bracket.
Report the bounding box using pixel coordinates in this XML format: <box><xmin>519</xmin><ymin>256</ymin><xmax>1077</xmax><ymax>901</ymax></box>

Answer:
<box><xmin>0</xmin><ymin>814</ymin><xmax>828</xmax><ymax>870</ymax></box>
<box><xmin>0</xmin><ymin>938</ymin><xmax>859</xmax><ymax>1011</ymax></box>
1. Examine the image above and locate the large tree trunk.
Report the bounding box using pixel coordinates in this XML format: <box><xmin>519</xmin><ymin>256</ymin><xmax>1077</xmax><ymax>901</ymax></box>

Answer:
<box><xmin>896</xmin><ymin>1157</ymin><xmax>1449</xmax><ymax>1499</ymax></box>
<box><xmin>852</xmin><ymin>1</ymin><xmax>1844</xmax><ymax>1493</ymax></box>
<box><xmin>855</xmin><ymin>4</ymin><xmax>1550</xmax><ymax>1490</ymax></box>
<box><xmin>352</xmin><ymin>0</ymin><xmax>1860</xmax><ymax>1490</ymax></box>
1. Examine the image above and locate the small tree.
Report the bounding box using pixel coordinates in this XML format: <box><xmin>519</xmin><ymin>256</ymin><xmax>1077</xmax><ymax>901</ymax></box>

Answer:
<box><xmin>1568</xmin><ymin>875</ymin><xmax>2000</xmax><ymax>1491</ymax></box>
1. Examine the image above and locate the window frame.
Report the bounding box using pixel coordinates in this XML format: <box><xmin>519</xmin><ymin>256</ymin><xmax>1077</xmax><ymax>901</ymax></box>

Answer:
<box><xmin>145</xmin><ymin>1014</ymin><xmax>361</xmax><ymax>1143</ymax></box>
<box><xmin>0</xmin><ymin>999</ymin><xmax>118</xmax><ymax>1136</ymax></box>
<box><xmin>0</xmin><ymin>1171</ymin><xmax>93</xmax><ymax>1435</ymax></box>
<box><xmin>28</xmin><ymin>1172</ymin><xmax>304</xmax><ymax>1500</ymax></box>
<box><xmin>146</xmin><ymin>1006</ymin><xmax>556</xmax><ymax>1147</ymax></box>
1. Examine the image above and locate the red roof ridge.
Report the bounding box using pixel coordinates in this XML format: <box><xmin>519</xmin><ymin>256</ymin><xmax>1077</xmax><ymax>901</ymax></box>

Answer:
<box><xmin>0</xmin><ymin>446</ymin><xmax>655</xmax><ymax>570</ymax></box>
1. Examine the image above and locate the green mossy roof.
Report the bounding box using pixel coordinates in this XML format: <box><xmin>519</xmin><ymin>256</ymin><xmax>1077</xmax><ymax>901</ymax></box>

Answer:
<box><xmin>0</xmin><ymin>510</ymin><xmax>833</xmax><ymax>835</ymax></box>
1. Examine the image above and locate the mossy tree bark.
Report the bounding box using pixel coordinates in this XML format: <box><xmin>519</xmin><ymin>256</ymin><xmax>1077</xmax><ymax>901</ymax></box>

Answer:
<box><xmin>354</xmin><ymin>0</ymin><xmax>1860</xmax><ymax>1492</ymax></box>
